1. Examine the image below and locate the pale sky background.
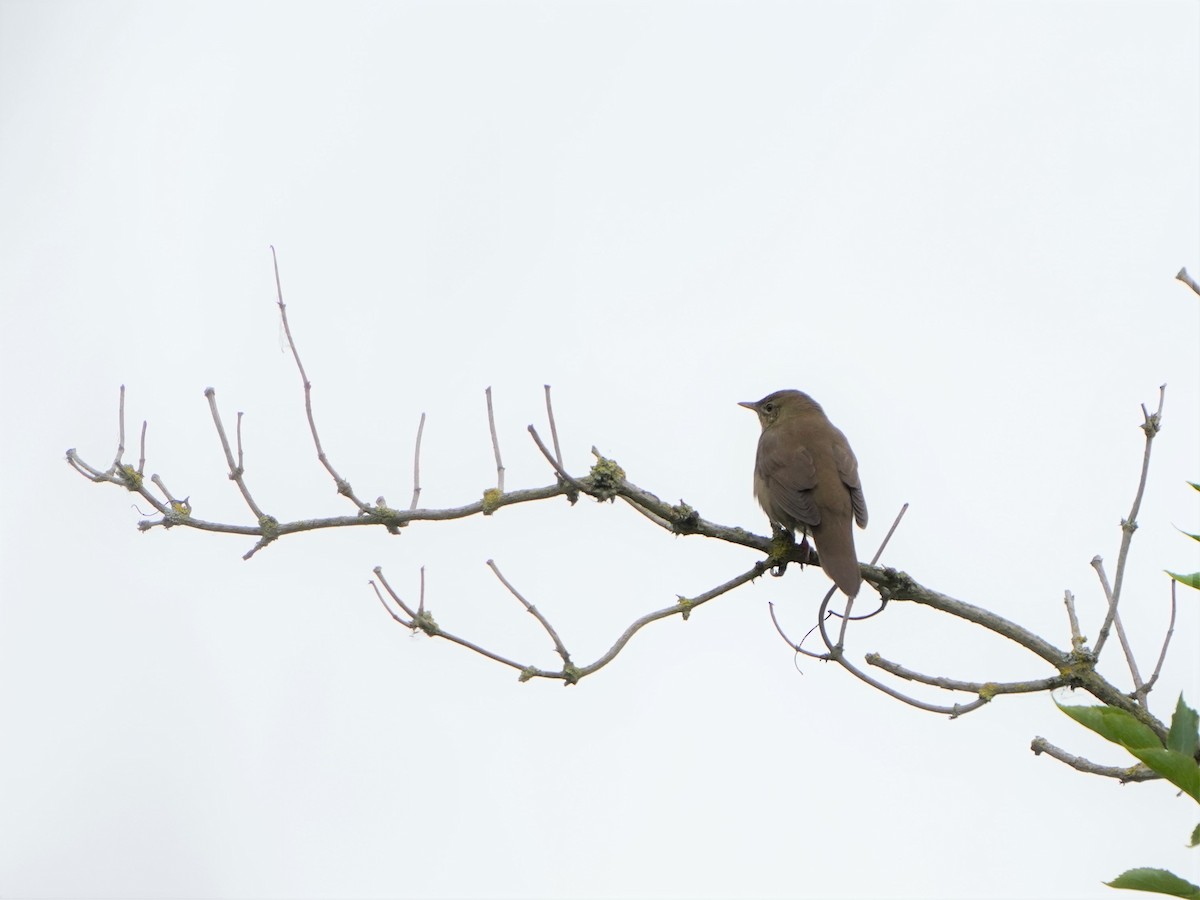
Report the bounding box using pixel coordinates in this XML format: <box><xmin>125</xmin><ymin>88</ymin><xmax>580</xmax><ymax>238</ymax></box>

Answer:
<box><xmin>1</xmin><ymin>2</ymin><xmax>1199</xmax><ymax>899</ymax></box>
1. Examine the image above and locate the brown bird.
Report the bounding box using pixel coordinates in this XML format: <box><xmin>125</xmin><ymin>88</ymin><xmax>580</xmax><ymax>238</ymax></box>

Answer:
<box><xmin>739</xmin><ymin>390</ymin><xmax>868</xmax><ymax>596</ymax></box>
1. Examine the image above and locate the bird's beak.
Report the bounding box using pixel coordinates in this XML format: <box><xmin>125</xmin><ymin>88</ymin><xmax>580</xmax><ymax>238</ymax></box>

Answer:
<box><xmin>737</xmin><ymin>401</ymin><xmax>757</xmax><ymax>411</ymax></box>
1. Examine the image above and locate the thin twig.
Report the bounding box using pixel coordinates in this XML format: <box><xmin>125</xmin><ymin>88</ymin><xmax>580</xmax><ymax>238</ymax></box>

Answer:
<box><xmin>768</xmin><ymin>599</ymin><xmax>835</xmax><ymax>661</ymax></box>
<box><xmin>236</xmin><ymin>412</ymin><xmax>245</xmax><ymax>474</ymax></box>
<box><xmin>115</xmin><ymin>384</ymin><xmax>126</xmax><ymax>466</ymax></box>
<box><xmin>371</xmin><ymin>580</ymin><xmax>413</xmax><ymax>628</ymax></box>
<box><xmin>271</xmin><ymin>245</ymin><xmax>370</xmax><ymax>511</ymax></box>
<box><xmin>1142</xmin><ymin>579</ymin><xmax>1177</xmax><ymax>695</ymax></box>
<box><xmin>375</xmin><ymin>561</ymin><xmax>766</xmax><ymax>684</ymax></box>
<box><xmin>1094</xmin><ymin>386</ymin><xmax>1165</xmax><ymax>657</ymax></box>
<box><xmin>1090</xmin><ymin>554</ymin><xmax>1147</xmax><ymax>701</ymax></box>
<box><xmin>485</xmin><ymin>386</ymin><xmax>504</xmax><ymax>493</ymax></box>
<box><xmin>574</xmin><ymin>565</ymin><xmax>765</xmax><ymax>678</ymax></box>
<box><xmin>487</xmin><ymin>559</ymin><xmax>573</xmax><ymax>667</ymax></box>
<box><xmin>828</xmin><ymin>498</ymin><xmax>909</xmax><ymax>648</ymax></box>
<box><xmin>618</xmin><ymin>495</ymin><xmax>675</xmax><ymax>530</ymax></box>
<box><xmin>866</xmin><ymin>654</ymin><xmax>1065</xmax><ymax>696</ymax></box>
<box><xmin>373</xmin><ymin>568</ymin><xmax>564</xmax><ymax>675</ymax></box>
<box><xmin>1030</xmin><ymin>737</ymin><xmax>1161</xmax><ymax>783</ymax></box>
<box><xmin>1063</xmin><ymin>590</ymin><xmax>1084</xmax><ymax>651</ymax></box>
<box><xmin>373</xmin><ymin>567</ymin><xmax>419</xmax><ymax>621</ymax></box>
<box><xmin>777</xmin><ymin>503</ymin><xmax>908</xmax><ymax>654</ymax></box>
<box><xmin>528</xmin><ymin>425</ymin><xmax>587</xmax><ymax>495</ymax></box>
<box><xmin>869</xmin><ymin>502</ymin><xmax>908</xmax><ymax>567</ymax></box>
<box><xmin>137</xmin><ymin>420</ymin><xmax>147</xmax><ymax>475</ymax></box>
<box><xmin>410</xmin><ymin>412</ymin><xmax>426</xmax><ymax>511</ymax></box>
<box><xmin>543</xmin><ymin>385</ymin><xmax>565</xmax><ymax>471</ymax></box>
<box><xmin>204</xmin><ymin>388</ymin><xmax>267</xmax><ymax>521</ymax></box>
<box><xmin>148</xmin><ymin>475</ymin><xmax>189</xmax><ymax>519</ymax></box>
<box><xmin>1176</xmin><ymin>267</ymin><xmax>1200</xmax><ymax>297</ymax></box>
<box><xmin>816</xmin><ymin>602</ymin><xmax>987</xmax><ymax>717</ymax></box>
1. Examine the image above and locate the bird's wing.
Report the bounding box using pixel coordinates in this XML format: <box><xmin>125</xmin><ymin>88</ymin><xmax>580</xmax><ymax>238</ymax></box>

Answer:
<box><xmin>832</xmin><ymin>437</ymin><xmax>868</xmax><ymax>528</ymax></box>
<box><xmin>756</xmin><ymin>424</ymin><xmax>820</xmax><ymax>527</ymax></box>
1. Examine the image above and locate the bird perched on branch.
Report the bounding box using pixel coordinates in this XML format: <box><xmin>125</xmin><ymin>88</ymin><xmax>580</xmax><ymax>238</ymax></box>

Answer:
<box><xmin>739</xmin><ymin>390</ymin><xmax>868</xmax><ymax>597</ymax></box>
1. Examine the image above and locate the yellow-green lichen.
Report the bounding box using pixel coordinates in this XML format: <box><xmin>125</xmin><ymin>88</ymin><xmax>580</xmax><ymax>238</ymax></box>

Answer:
<box><xmin>482</xmin><ymin>488</ymin><xmax>503</xmax><ymax>515</ymax></box>
<box><xmin>671</xmin><ymin>502</ymin><xmax>699</xmax><ymax>532</ymax></box>
<box><xmin>117</xmin><ymin>464</ymin><xmax>143</xmax><ymax>489</ymax></box>
<box><xmin>588</xmin><ymin>455</ymin><xmax>626</xmax><ymax>494</ymax></box>
<box><xmin>258</xmin><ymin>515</ymin><xmax>280</xmax><ymax>541</ymax></box>
<box><xmin>413</xmin><ymin>609</ymin><xmax>440</xmax><ymax>636</ymax></box>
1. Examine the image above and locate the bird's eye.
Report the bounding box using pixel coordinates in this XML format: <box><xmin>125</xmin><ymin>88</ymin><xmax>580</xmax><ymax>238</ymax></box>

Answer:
<box><xmin>763</xmin><ymin>403</ymin><xmax>774</xmax><ymax>413</ymax></box>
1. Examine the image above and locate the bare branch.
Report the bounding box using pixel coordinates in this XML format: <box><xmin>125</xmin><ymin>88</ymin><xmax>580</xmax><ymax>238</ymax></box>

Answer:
<box><xmin>543</xmin><ymin>385</ymin><xmax>565</xmax><ymax>471</ymax></box>
<box><xmin>1176</xmin><ymin>266</ymin><xmax>1200</xmax><ymax>297</ymax></box>
<box><xmin>1090</xmin><ymin>556</ymin><xmax>1146</xmax><ymax>700</ymax></box>
<box><xmin>204</xmin><ymin>387</ymin><xmax>268</xmax><ymax>521</ymax></box>
<box><xmin>485</xmin><ymin>386</ymin><xmax>505</xmax><ymax>495</ymax></box>
<box><xmin>618</xmin><ymin>495</ymin><xmax>675</xmax><ymax>530</ymax></box>
<box><xmin>574</xmin><ymin>563</ymin><xmax>766</xmax><ymax>678</ymax></box>
<box><xmin>137</xmin><ymin>420</ymin><xmax>147</xmax><ymax>475</ymax></box>
<box><xmin>866</xmin><ymin>654</ymin><xmax>1065</xmax><ymax>697</ymax></box>
<box><xmin>1063</xmin><ymin>590</ymin><xmax>1084</xmax><ymax>652</ymax></box>
<box><xmin>373</xmin><ymin>566</ymin><xmax>561</xmax><ymax>677</ymax></box>
<box><xmin>68</xmin><ymin>264</ymin><xmax>1185</xmax><ymax>752</ymax></box>
<box><xmin>487</xmin><ymin>559</ymin><xmax>573</xmax><ymax>668</ymax></box>
<box><xmin>271</xmin><ymin>245</ymin><xmax>370</xmax><ymax>512</ymax></box>
<box><xmin>373</xmin><ymin>567</ymin><xmax>419</xmax><ymax>621</ymax></box>
<box><xmin>528</xmin><ymin>425</ymin><xmax>586</xmax><ymax>498</ymax></box>
<box><xmin>1142</xmin><ymin>579</ymin><xmax>1177</xmax><ymax>695</ymax></box>
<box><xmin>235</xmin><ymin>412</ymin><xmax>245</xmax><ymax>474</ymax></box>
<box><xmin>1030</xmin><ymin>737</ymin><xmax>1161</xmax><ymax>783</ymax></box>
<box><xmin>149</xmin><ymin>474</ymin><xmax>182</xmax><ymax>507</ymax></box>
<box><xmin>375</xmin><ymin>561</ymin><xmax>766</xmax><ymax>685</ymax></box>
<box><xmin>869</xmin><ymin>502</ymin><xmax>908</xmax><ymax>567</ymax></box>
<box><xmin>65</xmin><ymin>449</ymin><xmax>107</xmax><ymax>481</ymax></box>
<box><xmin>115</xmin><ymin>384</ymin><xmax>126</xmax><ymax>467</ymax></box>
<box><xmin>370</xmin><ymin>579</ymin><xmax>413</xmax><ymax>628</ymax></box>
<box><xmin>1093</xmin><ymin>387</ymin><xmax>1165</xmax><ymax>658</ymax></box>
<box><xmin>410</xmin><ymin>412</ymin><xmax>426</xmax><ymax>511</ymax></box>
<box><xmin>830</xmin><ymin>504</ymin><xmax>909</xmax><ymax>648</ymax></box>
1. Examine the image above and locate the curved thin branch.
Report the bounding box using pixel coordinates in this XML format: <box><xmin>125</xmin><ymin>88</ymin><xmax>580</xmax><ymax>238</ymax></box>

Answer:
<box><xmin>1030</xmin><ymin>737</ymin><xmax>1162</xmax><ymax>783</ymax></box>
<box><xmin>1094</xmin><ymin>385</ymin><xmax>1165</xmax><ymax>657</ymax></box>
<box><xmin>865</xmin><ymin>654</ymin><xmax>1066</xmax><ymax>697</ymax></box>
<box><xmin>1142</xmin><ymin>579</ymin><xmax>1177</xmax><ymax>696</ymax></box>
<box><xmin>409</xmin><ymin>412</ymin><xmax>426</xmax><ymax>511</ymax></box>
<box><xmin>271</xmin><ymin>245</ymin><xmax>371</xmax><ymax>512</ymax></box>
<box><xmin>1176</xmin><ymin>266</ymin><xmax>1200</xmax><ymax>297</ymax></box>
<box><xmin>487</xmin><ymin>559</ymin><xmax>573</xmax><ymax>668</ymax></box>
<box><xmin>203</xmin><ymin>387</ymin><xmax>268</xmax><ymax>521</ymax></box>
<box><xmin>374</xmin><ymin>561</ymin><xmax>767</xmax><ymax>685</ymax></box>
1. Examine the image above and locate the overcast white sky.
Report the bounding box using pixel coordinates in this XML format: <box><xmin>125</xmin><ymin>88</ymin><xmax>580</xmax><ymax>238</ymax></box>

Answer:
<box><xmin>2</xmin><ymin>2</ymin><xmax>1199</xmax><ymax>898</ymax></box>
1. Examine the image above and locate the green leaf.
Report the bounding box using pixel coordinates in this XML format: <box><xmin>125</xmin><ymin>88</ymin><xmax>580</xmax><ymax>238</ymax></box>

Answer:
<box><xmin>1167</xmin><ymin>571</ymin><xmax>1200</xmax><ymax>590</ymax></box>
<box><xmin>1189</xmin><ymin>823</ymin><xmax>1200</xmax><ymax>848</ymax></box>
<box><xmin>1106</xmin><ymin>867</ymin><xmax>1200</xmax><ymax>898</ymax></box>
<box><xmin>1128</xmin><ymin>747</ymin><xmax>1200</xmax><ymax>803</ymax></box>
<box><xmin>1058</xmin><ymin>702</ymin><xmax>1162</xmax><ymax>749</ymax></box>
<box><xmin>1168</xmin><ymin>696</ymin><xmax>1200</xmax><ymax>756</ymax></box>
<box><xmin>1188</xmin><ymin>481</ymin><xmax>1200</xmax><ymax>493</ymax></box>
<box><xmin>1176</xmin><ymin>528</ymin><xmax>1200</xmax><ymax>543</ymax></box>
<box><xmin>1058</xmin><ymin>701</ymin><xmax>1200</xmax><ymax>801</ymax></box>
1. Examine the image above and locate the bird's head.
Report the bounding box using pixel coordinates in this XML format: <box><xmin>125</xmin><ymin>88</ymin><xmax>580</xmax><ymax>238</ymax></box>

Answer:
<box><xmin>738</xmin><ymin>389</ymin><xmax>821</xmax><ymax>429</ymax></box>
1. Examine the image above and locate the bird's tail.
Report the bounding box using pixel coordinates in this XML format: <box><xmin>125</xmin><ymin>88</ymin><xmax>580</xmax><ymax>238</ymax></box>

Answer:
<box><xmin>812</xmin><ymin>520</ymin><xmax>862</xmax><ymax>598</ymax></box>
